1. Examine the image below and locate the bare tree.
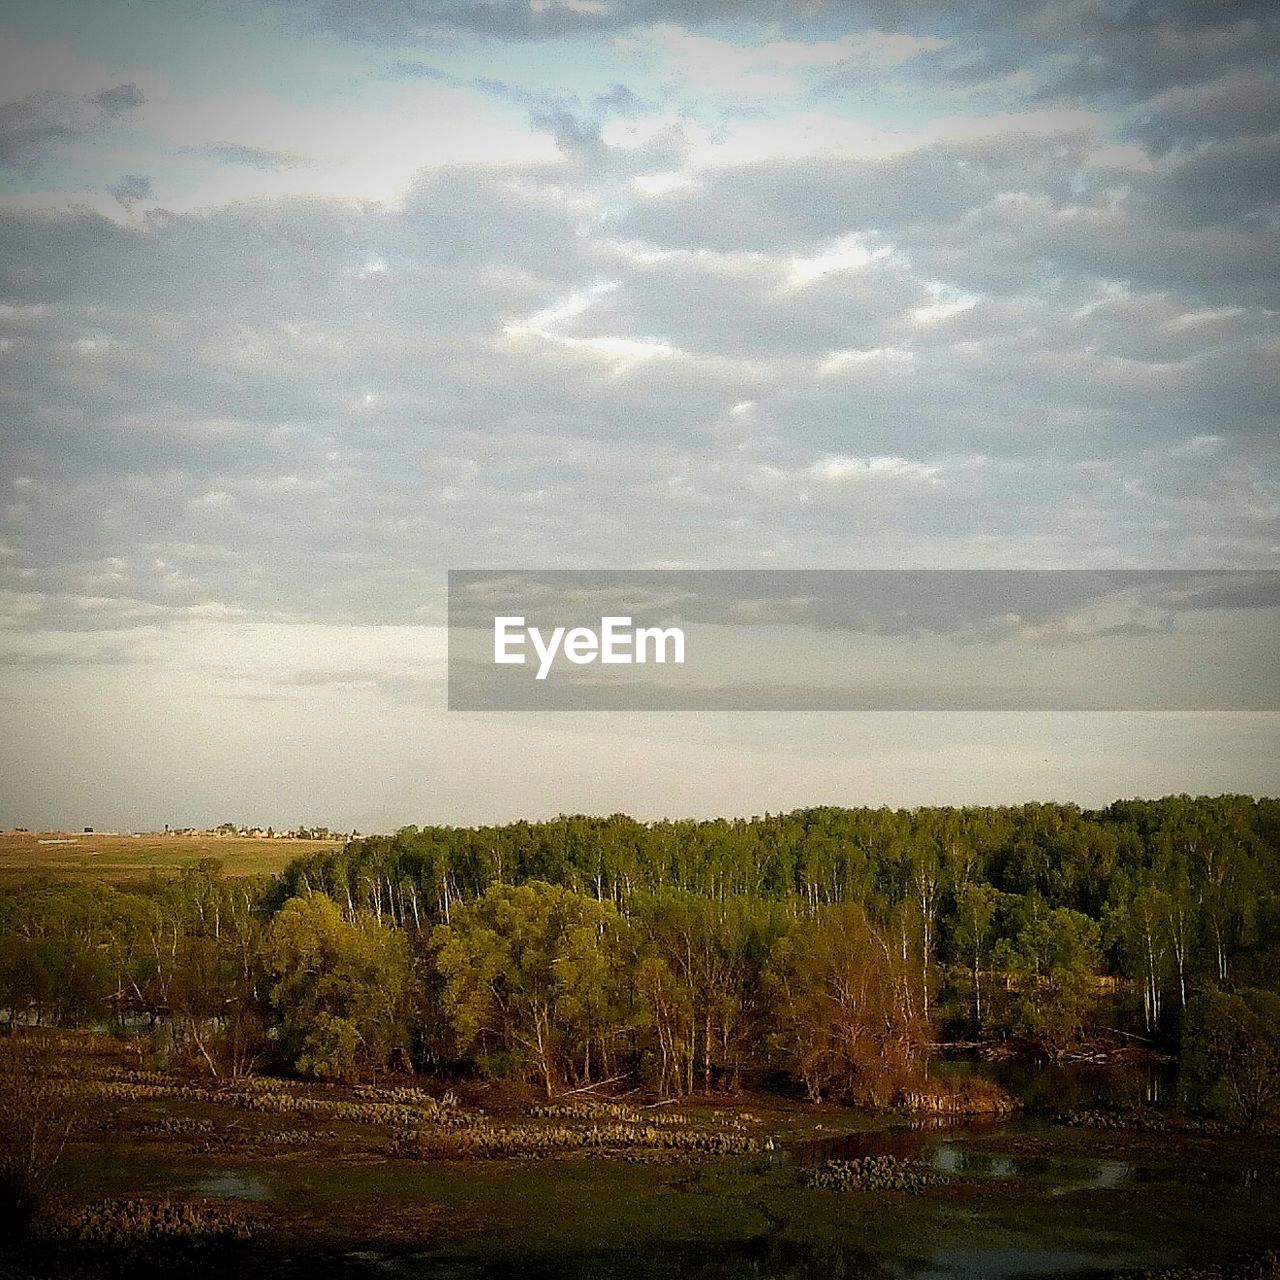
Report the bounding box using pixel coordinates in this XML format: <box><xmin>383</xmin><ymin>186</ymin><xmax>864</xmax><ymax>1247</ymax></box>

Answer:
<box><xmin>0</xmin><ymin>1037</ymin><xmax>82</xmax><ymax>1241</ymax></box>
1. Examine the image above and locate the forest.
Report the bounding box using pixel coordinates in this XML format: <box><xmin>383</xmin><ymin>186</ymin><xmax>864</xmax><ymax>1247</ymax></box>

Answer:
<box><xmin>2</xmin><ymin>796</ymin><xmax>1279</xmax><ymax>1120</ymax></box>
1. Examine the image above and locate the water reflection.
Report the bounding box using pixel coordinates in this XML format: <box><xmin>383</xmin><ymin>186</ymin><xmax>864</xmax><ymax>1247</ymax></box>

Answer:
<box><xmin>797</xmin><ymin>1125</ymin><xmax>1270</xmax><ymax>1196</ymax></box>
<box><xmin>927</xmin><ymin>1057</ymin><xmax>1180</xmax><ymax>1112</ymax></box>
<box><xmin>886</xmin><ymin>1246</ymin><xmax>1104</xmax><ymax>1279</ymax></box>
<box><xmin>190</xmin><ymin>1172</ymin><xmax>271</xmax><ymax>1200</ymax></box>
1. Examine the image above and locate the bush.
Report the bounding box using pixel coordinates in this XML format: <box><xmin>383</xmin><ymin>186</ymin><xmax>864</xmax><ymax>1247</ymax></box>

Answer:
<box><xmin>1181</xmin><ymin>987</ymin><xmax>1280</xmax><ymax>1130</ymax></box>
<box><xmin>0</xmin><ymin>1041</ymin><xmax>81</xmax><ymax>1241</ymax></box>
<box><xmin>390</xmin><ymin>1120</ymin><xmax>758</xmax><ymax>1160</ymax></box>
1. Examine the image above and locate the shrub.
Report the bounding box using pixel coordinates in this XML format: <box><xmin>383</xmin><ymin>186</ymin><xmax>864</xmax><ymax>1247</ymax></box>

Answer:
<box><xmin>1181</xmin><ymin>987</ymin><xmax>1280</xmax><ymax>1130</ymax></box>
<box><xmin>55</xmin><ymin>1198</ymin><xmax>253</xmax><ymax>1248</ymax></box>
<box><xmin>0</xmin><ymin>1041</ymin><xmax>81</xmax><ymax>1241</ymax></box>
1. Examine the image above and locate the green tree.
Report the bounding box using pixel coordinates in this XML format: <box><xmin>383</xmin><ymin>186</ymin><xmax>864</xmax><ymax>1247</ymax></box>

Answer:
<box><xmin>431</xmin><ymin>881</ymin><xmax>622</xmax><ymax>1096</ymax></box>
<box><xmin>266</xmin><ymin>895</ymin><xmax>411</xmax><ymax>1080</ymax></box>
<box><xmin>631</xmin><ymin>893</ymin><xmax>784</xmax><ymax>1095</ymax></box>
<box><xmin>1181</xmin><ymin>987</ymin><xmax>1280</xmax><ymax>1129</ymax></box>
<box><xmin>995</xmin><ymin>904</ymin><xmax>1101</xmax><ymax>1052</ymax></box>
<box><xmin>1105</xmin><ymin>876</ymin><xmax>1170</xmax><ymax>1034</ymax></box>
<box><xmin>0</xmin><ymin>938</ymin><xmax>52</xmax><ymax>1027</ymax></box>
<box><xmin>952</xmin><ymin>881</ymin><xmax>999</xmax><ymax>1031</ymax></box>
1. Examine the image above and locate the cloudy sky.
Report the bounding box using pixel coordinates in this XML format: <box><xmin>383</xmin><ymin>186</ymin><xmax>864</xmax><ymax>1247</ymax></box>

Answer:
<box><xmin>1</xmin><ymin>0</ymin><xmax>1277</xmax><ymax>831</ymax></box>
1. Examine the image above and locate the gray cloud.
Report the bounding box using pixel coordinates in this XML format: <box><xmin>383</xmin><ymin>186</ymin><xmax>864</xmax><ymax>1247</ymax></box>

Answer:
<box><xmin>1131</xmin><ymin>70</ymin><xmax>1280</xmax><ymax>151</ymax></box>
<box><xmin>188</xmin><ymin>143</ymin><xmax>306</xmax><ymax>169</ymax></box>
<box><xmin>616</xmin><ymin>145</ymin><xmax>1044</xmax><ymax>252</ymax></box>
<box><xmin>93</xmin><ymin>82</ymin><xmax>145</xmax><ymax>115</ymax></box>
<box><xmin>108</xmin><ymin>173</ymin><xmax>153</xmax><ymax>209</ymax></box>
<box><xmin>0</xmin><ymin>82</ymin><xmax>144</xmax><ymax>169</ymax></box>
<box><xmin>0</xmin><ymin>642</ymin><xmax>141</xmax><ymax>669</ymax></box>
<box><xmin>1</xmin><ymin>0</ymin><xmax>1277</xmax><ymax>826</ymax></box>
<box><xmin>1</xmin><ymin>1</ymin><xmax>1277</xmax><ymax>649</ymax></box>
<box><xmin>1041</xmin><ymin>0</ymin><xmax>1279</xmax><ymax>101</ymax></box>
<box><xmin>2</xmin><ymin>144</ymin><xmax>1277</xmax><ymax>636</ymax></box>
<box><xmin>446</xmin><ymin>570</ymin><xmax>1280</xmax><ymax>711</ymax></box>
<box><xmin>393</xmin><ymin>66</ymin><xmax>653</xmax><ymax>172</ymax></box>
<box><xmin>448</xmin><ymin>569</ymin><xmax>1280</xmax><ymax>638</ymax></box>
<box><xmin>272</xmin><ymin>0</ymin><xmax>718</xmax><ymax>41</ymax></box>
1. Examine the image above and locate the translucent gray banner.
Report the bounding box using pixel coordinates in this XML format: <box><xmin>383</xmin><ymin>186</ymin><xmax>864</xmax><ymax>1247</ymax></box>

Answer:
<box><xmin>447</xmin><ymin>570</ymin><xmax>1280</xmax><ymax>711</ymax></box>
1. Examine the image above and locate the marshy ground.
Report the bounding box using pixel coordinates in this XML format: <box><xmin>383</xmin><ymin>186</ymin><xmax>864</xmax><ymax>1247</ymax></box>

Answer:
<box><xmin>5</xmin><ymin>1033</ymin><xmax>1278</xmax><ymax>1280</ymax></box>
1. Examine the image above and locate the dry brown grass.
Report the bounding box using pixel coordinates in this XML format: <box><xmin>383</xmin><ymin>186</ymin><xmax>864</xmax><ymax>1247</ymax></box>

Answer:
<box><xmin>0</xmin><ymin>830</ymin><xmax>341</xmax><ymax>884</ymax></box>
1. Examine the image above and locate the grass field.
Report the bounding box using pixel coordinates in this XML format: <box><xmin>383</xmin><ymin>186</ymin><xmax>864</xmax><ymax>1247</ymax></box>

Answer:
<box><xmin>0</xmin><ymin>829</ymin><xmax>342</xmax><ymax>883</ymax></box>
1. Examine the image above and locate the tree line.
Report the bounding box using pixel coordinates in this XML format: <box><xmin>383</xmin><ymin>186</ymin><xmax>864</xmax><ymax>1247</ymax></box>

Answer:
<box><xmin>2</xmin><ymin>796</ymin><xmax>1278</xmax><ymax>1109</ymax></box>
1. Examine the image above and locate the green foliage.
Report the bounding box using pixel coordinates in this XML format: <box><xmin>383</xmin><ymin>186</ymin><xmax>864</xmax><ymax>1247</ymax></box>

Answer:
<box><xmin>951</xmin><ymin>880</ymin><xmax>999</xmax><ymax>1028</ymax></box>
<box><xmin>266</xmin><ymin>895</ymin><xmax>412</xmax><ymax>1079</ymax></box>
<box><xmin>629</xmin><ymin>891</ymin><xmax>786</xmax><ymax>1095</ymax></box>
<box><xmin>432</xmin><ymin>880</ymin><xmax>622</xmax><ymax>1095</ymax></box>
<box><xmin>277</xmin><ymin>797</ymin><xmax>1280</xmax><ymax>1047</ymax></box>
<box><xmin>297</xmin><ymin>1013</ymin><xmax>363</xmax><ymax>1081</ymax></box>
<box><xmin>0</xmin><ymin>936</ymin><xmax>54</xmax><ymax>1023</ymax></box>
<box><xmin>994</xmin><ymin>903</ymin><xmax>1102</xmax><ymax>1052</ymax></box>
<box><xmin>3</xmin><ymin>795</ymin><xmax>1280</xmax><ymax>1097</ymax></box>
<box><xmin>805</xmin><ymin>1156</ymin><xmax>941</xmax><ymax>1193</ymax></box>
<box><xmin>1181</xmin><ymin>987</ymin><xmax>1280</xmax><ymax>1129</ymax></box>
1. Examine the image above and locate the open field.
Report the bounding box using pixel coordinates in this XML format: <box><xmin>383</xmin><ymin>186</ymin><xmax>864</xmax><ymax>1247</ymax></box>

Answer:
<box><xmin>0</xmin><ymin>830</ymin><xmax>342</xmax><ymax>883</ymax></box>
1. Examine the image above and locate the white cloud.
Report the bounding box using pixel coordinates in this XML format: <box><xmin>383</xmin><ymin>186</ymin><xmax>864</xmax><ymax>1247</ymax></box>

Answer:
<box><xmin>785</xmin><ymin>234</ymin><xmax>891</xmax><ymax>289</ymax></box>
<box><xmin>1</xmin><ymin>0</ymin><xmax>1277</xmax><ymax>821</ymax></box>
<box><xmin>630</xmin><ymin>25</ymin><xmax>947</xmax><ymax>97</ymax></box>
<box><xmin>681</xmin><ymin>106</ymin><xmax>1102</xmax><ymax>171</ymax></box>
<box><xmin>631</xmin><ymin>169</ymin><xmax>696</xmax><ymax>197</ymax></box>
<box><xmin>809</xmin><ymin>454</ymin><xmax>943</xmax><ymax>485</ymax></box>
<box><xmin>911</xmin><ymin>299</ymin><xmax>975</xmax><ymax>325</ymax></box>
<box><xmin>820</xmin><ymin>346</ymin><xmax>915</xmax><ymax>375</ymax></box>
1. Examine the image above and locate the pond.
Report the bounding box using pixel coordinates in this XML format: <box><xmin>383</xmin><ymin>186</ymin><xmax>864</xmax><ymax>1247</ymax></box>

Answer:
<box><xmin>190</xmin><ymin>1172</ymin><xmax>272</xmax><ymax>1200</ymax></box>
<box><xmin>925</xmin><ymin>1055</ymin><xmax>1181</xmax><ymax>1112</ymax></box>
<box><xmin>796</xmin><ymin>1120</ymin><xmax>1275</xmax><ymax>1196</ymax></box>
